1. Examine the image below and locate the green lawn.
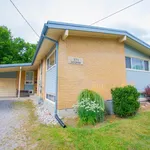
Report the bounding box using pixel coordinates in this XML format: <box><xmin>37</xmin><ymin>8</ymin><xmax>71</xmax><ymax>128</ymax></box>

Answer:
<box><xmin>16</xmin><ymin>100</ymin><xmax>150</xmax><ymax>150</ymax></box>
<box><xmin>30</xmin><ymin>111</ymin><xmax>150</xmax><ymax>150</ymax></box>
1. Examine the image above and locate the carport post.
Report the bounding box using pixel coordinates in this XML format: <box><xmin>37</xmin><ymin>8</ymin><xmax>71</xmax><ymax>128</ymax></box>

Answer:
<box><xmin>18</xmin><ymin>67</ymin><xmax>22</xmax><ymax>99</ymax></box>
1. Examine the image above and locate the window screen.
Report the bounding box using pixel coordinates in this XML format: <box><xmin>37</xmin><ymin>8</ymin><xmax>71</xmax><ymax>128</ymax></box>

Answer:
<box><xmin>125</xmin><ymin>56</ymin><xmax>149</xmax><ymax>71</ymax></box>
<box><xmin>26</xmin><ymin>72</ymin><xmax>33</xmax><ymax>80</ymax></box>
<box><xmin>132</xmin><ymin>58</ymin><xmax>144</xmax><ymax>70</ymax></box>
<box><xmin>144</xmin><ymin>60</ymin><xmax>149</xmax><ymax>71</ymax></box>
<box><xmin>125</xmin><ymin>57</ymin><xmax>131</xmax><ymax>68</ymax></box>
<box><xmin>46</xmin><ymin>94</ymin><xmax>55</xmax><ymax>102</ymax></box>
<box><xmin>25</xmin><ymin>71</ymin><xmax>33</xmax><ymax>85</ymax></box>
<box><xmin>47</xmin><ymin>50</ymin><xmax>56</xmax><ymax>70</ymax></box>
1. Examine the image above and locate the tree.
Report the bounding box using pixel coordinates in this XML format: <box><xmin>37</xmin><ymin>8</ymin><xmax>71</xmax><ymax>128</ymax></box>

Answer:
<box><xmin>0</xmin><ymin>26</ymin><xmax>36</xmax><ymax>64</ymax></box>
<box><xmin>0</xmin><ymin>26</ymin><xmax>12</xmax><ymax>64</ymax></box>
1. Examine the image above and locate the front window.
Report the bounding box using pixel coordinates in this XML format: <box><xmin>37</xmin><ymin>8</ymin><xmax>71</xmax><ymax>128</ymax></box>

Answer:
<box><xmin>47</xmin><ymin>50</ymin><xmax>56</xmax><ymax>70</ymax></box>
<box><xmin>132</xmin><ymin>57</ymin><xmax>144</xmax><ymax>70</ymax></box>
<box><xmin>144</xmin><ymin>60</ymin><xmax>149</xmax><ymax>71</ymax></box>
<box><xmin>125</xmin><ymin>56</ymin><xmax>149</xmax><ymax>71</ymax></box>
<box><xmin>25</xmin><ymin>71</ymin><xmax>34</xmax><ymax>85</ymax></box>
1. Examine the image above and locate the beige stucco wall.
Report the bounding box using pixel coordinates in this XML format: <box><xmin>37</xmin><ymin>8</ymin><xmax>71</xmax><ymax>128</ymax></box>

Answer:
<box><xmin>42</xmin><ymin>58</ymin><xmax>46</xmax><ymax>99</ymax></box>
<box><xmin>58</xmin><ymin>36</ymin><xmax>126</xmax><ymax>109</ymax></box>
<box><xmin>37</xmin><ymin>57</ymin><xmax>46</xmax><ymax>100</ymax></box>
<box><xmin>34</xmin><ymin>70</ymin><xmax>37</xmax><ymax>93</ymax></box>
<box><xmin>37</xmin><ymin>65</ymin><xmax>40</xmax><ymax>96</ymax></box>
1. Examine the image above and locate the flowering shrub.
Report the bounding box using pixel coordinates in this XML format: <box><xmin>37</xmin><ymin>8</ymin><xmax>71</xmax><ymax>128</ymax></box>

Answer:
<box><xmin>74</xmin><ymin>89</ymin><xmax>105</xmax><ymax>125</ymax></box>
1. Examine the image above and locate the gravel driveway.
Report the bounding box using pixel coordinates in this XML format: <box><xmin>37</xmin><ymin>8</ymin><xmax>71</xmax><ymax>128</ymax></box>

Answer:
<box><xmin>0</xmin><ymin>99</ymin><xmax>30</xmax><ymax>150</ymax></box>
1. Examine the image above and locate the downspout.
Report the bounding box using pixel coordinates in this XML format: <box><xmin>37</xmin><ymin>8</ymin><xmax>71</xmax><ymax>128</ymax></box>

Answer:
<box><xmin>43</xmin><ymin>35</ymin><xmax>66</xmax><ymax>128</ymax></box>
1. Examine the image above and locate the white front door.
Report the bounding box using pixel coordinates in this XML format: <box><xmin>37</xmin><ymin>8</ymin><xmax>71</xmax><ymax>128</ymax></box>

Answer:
<box><xmin>25</xmin><ymin>71</ymin><xmax>34</xmax><ymax>94</ymax></box>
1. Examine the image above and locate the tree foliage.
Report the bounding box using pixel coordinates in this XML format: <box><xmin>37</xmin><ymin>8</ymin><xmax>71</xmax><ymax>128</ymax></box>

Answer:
<box><xmin>0</xmin><ymin>26</ymin><xmax>36</xmax><ymax>64</ymax></box>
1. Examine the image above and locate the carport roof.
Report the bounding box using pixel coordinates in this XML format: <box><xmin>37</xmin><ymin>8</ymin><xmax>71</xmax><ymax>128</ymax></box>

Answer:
<box><xmin>0</xmin><ymin>63</ymin><xmax>31</xmax><ymax>68</ymax></box>
<box><xmin>0</xmin><ymin>63</ymin><xmax>36</xmax><ymax>72</ymax></box>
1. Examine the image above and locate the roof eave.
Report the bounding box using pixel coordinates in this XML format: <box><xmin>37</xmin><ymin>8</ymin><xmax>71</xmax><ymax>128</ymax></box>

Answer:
<box><xmin>31</xmin><ymin>23</ymin><xmax>49</xmax><ymax>65</ymax></box>
<box><xmin>0</xmin><ymin>63</ymin><xmax>32</xmax><ymax>68</ymax></box>
<box><xmin>47</xmin><ymin>21</ymin><xmax>150</xmax><ymax>50</ymax></box>
<box><xmin>31</xmin><ymin>21</ymin><xmax>150</xmax><ymax>67</ymax></box>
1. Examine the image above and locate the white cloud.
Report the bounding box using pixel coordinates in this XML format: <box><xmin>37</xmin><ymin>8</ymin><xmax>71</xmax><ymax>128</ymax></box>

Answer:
<box><xmin>0</xmin><ymin>0</ymin><xmax>149</xmax><ymax>44</ymax></box>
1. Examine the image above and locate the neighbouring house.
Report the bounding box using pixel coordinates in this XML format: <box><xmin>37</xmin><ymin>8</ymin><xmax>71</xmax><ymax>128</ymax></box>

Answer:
<box><xmin>0</xmin><ymin>21</ymin><xmax>150</xmax><ymax>117</ymax></box>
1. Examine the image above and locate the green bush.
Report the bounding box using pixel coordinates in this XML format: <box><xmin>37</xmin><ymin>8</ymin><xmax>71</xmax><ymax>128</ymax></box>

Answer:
<box><xmin>77</xmin><ymin>89</ymin><xmax>105</xmax><ymax>125</ymax></box>
<box><xmin>111</xmin><ymin>85</ymin><xmax>140</xmax><ymax>117</ymax></box>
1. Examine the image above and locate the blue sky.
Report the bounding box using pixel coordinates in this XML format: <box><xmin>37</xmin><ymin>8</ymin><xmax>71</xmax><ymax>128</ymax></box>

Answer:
<box><xmin>1</xmin><ymin>0</ymin><xmax>150</xmax><ymax>44</ymax></box>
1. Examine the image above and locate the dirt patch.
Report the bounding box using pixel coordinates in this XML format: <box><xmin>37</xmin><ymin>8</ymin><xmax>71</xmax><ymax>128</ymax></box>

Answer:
<box><xmin>63</xmin><ymin>102</ymin><xmax>150</xmax><ymax>128</ymax></box>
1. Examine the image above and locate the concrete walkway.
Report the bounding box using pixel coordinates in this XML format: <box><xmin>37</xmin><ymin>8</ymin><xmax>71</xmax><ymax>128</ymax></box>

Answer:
<box><xmin>0</xmin><ymin>99</ymin><xmax>29</xmax><ymax>150</ymax></box>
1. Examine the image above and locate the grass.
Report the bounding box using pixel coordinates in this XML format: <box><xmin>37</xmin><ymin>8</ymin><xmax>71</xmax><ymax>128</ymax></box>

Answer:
<box><xmin>15</xmin><ymin>100</ymin><xmax>150</xmax><ymax>150</ymax></box>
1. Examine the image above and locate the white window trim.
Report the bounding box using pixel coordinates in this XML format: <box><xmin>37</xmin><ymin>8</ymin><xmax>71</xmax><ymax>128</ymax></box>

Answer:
<box><xmin>46</xmin><ymin>49</ymin><xmax>56</xmax><ymax>71</ymax></box>
<box><xmin>126</xmin><ymin>68</ymin><xmax>150</xmax><ymax>73</ymax></box>
<box><xmin>126</xmin><ymin>55</ymin><xmax>150</xmax><ymax>61</ymax></box>
<box><xmin>47</xmin><ymin>64</ymin><xmax>56</xmax><ymax>71</ymax></box>
<box><xmin>126</xmin><ymin>56</ymin><xmax>149</xmax><ymax>72</ymax></box>
<box><xmin>45</xmin><ymin>98</ymin><xmax>55</xmax><ymax>104</ymax></box>
<box><xmin>25</xmin><ymin>71</ymin><xmax>34</xmax><ymax>85</ymax></box>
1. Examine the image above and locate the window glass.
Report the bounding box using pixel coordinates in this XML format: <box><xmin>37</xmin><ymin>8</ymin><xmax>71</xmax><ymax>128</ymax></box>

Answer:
<box><xmin>47</xmin><ymin>50</ymin><xmax>56</xmax><ymax>70</ymax></box>
<box><xmin>132</xmin><ymin>58</ymin><xmax>144</xmax><ymax>70</ymax></box>
<box><xmin>25</xmin><ymin>71</ymin><xmax>33</xmax><ymax>85</ymax></box>
<box><xmin>25</xmin><ymin>81</ymin><xmax>33</xmax><ymax>84</ymax></box>
<box><xmin>125</xmin><ymin>57</ymin><xmax>131</xmax><ymax>68</ymax></box>
<box><xmin>26</xmin><ymin>72</ymin><xmax>33</xmax><ymax>80</ymax></box>
<box><xmin>50</xmin><ymin>51</ymin><xmax>55</xmax><ymax>66</ymax></box>
<box><xmin>46</xmin><ymin>94</ymin><xmax>55</xmax><ymax>102</ymax></box>
<box><xmin>144</xmin><ymin>60</ymin><xmax>149</xmax><ymax>71</ymax></box>
<box><xmin>125</xmin><ymin>56</ymin><xmax>149</xmax><ymax>71</ymax></box>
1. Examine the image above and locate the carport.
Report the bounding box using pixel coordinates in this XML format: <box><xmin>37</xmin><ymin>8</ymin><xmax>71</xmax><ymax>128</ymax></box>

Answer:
<box><xmin>0</xmin><ymin>71</ymin><xmax>17</xmax><ymax>97</ymax></box>
<box><xmin>0</xmin><ymin>63</ymin><xmax>37</xmax><ymax>98</ymax></box>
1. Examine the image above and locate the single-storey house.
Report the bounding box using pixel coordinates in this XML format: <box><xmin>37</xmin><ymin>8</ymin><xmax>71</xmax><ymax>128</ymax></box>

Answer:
<box><xmin>0</xmin><ymin>21</ymin><xmax>150</xmax><ymax>117</ymax></box>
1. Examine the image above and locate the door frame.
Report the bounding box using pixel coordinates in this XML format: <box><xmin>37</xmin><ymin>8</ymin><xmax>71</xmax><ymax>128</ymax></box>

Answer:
<box><xmin>25</xmin><ymin>71</ymin><xmax>34</xmax><ymax>94</ymax></box>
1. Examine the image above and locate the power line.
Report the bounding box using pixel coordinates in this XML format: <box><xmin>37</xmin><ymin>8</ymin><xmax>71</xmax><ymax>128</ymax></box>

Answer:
<box><xmin>90</xmin><ymin>0</ymin><xmax>144</xmax><ymax>26</ymax></box>
<box><xmin>9</xmin><ymin>0</ymin><xmax>40</xmax><ymax>38</ymax></box>
<box><xmin>9</xmin><ymin>0</ymin><xmax>144</xmax><ymax>36</ymax></box>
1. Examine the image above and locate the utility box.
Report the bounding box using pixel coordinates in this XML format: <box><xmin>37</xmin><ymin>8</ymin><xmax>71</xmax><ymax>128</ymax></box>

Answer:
<box><xmin>105</xmin><ymin>100</ymin><xmax>114</xmax><ymax>115</ymax></box>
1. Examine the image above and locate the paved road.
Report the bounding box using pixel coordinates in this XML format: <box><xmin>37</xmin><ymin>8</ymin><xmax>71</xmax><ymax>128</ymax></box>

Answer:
<box><xmin>0</xmin><ymin>100</ymin><xmax>29</xmax><ymax>150</ymax></box>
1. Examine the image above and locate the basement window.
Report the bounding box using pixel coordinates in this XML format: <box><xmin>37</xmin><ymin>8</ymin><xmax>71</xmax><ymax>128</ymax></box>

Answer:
<box><xmin>46</xmin><ymin>94</ymin><xmax>56</xmax><ymax>102</ymax></box>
